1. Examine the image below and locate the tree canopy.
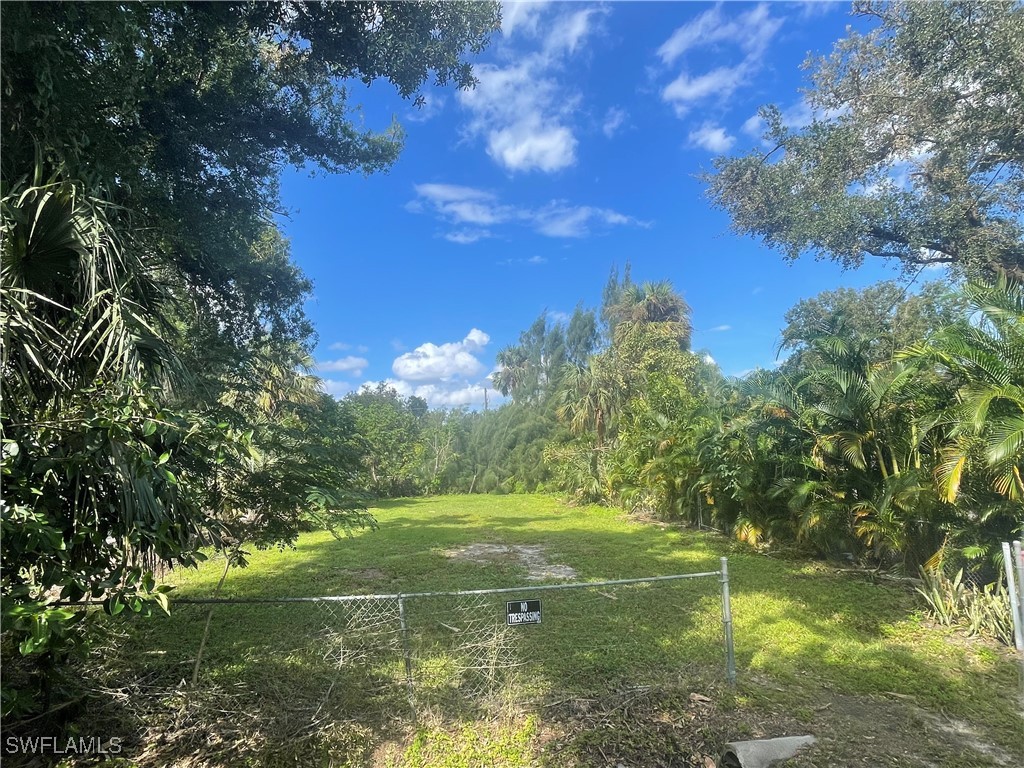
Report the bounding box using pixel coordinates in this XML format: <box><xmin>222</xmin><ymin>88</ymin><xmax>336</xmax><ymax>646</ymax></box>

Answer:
<box><xmin>1</xmin><ymin>0</ymin><xmax>500</xmax><ymax>347</ymax></box>
<box><xmin>0</xmin><ymin>0</ymin><xmax>499</xmax><ymax>715</ymax></box>
<box><xmin>780</xmin><ymin>279</ymin><xmax>967</xmax><ymax>366</ymax></box>
<box><xmin>706</xmin><ymin>1</ymin><xmax>1024</xmax><ymax>279</ymax></box>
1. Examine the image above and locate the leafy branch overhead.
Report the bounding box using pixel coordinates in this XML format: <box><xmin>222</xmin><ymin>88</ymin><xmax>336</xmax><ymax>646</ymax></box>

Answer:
<box><xmin>705</xmin><ymin>1</ymin><xmax>1024</xmax><ymax>279</ymax></box>
<box><xmin>0</xmin><ymin>0</ymin><xmax>500</xmax><ymax>717</ymax></box>
<box><xmin>1</xmin><ymin>1</ymin><xmax>500</xmax><ymax>349</ymax></box>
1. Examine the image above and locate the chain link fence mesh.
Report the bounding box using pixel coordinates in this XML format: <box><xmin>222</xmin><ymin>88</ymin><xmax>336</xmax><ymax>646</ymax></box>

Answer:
<box><xmin>102</xmin><ymin>570</ymin><xmax>729</xmax><ymax>726</ymax></box>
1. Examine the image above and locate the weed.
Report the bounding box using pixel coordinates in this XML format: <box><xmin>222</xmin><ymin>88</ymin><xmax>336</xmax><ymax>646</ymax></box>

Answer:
<box><xmin>917</xmin><ymin>569</ymin><xmax>1014</xmax><ymax>645</ymax></box>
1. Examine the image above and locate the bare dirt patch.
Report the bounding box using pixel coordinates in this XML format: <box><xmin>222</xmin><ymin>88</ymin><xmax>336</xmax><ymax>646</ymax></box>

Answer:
<box><xmin>537</xmin><ymin>679</ymin><xmax>1020</xmax><ymax>768</ymax></box>
<box><xmin>443</xmin><ymin>543</ymin><xmax>578</xmax><ymax>581</ymax></box>
<box><xmin>745</xmin><ymin>681</ymin><xmax>1019</xmax><ymax>768</ymax></box>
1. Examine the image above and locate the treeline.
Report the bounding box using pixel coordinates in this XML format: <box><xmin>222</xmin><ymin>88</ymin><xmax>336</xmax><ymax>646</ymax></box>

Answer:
<box><xmin>372</xmin><ymin>270</ymin><xmax>1020</xmax><ymax>582</ymax></box>
<box><xmin>0</xmin><ymin>1</ymin><xmax>498</xmax><ymax>716</ymax></box>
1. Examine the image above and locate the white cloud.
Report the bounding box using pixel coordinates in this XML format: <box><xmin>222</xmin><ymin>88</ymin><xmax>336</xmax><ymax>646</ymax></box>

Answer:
<box><xmin>459</xmin><ymin>5</ymin><xmax>604</xmax><ymax>173</ymax></box>
<box><xmin>500</xmin><ymin>1</ymin><xmax>549</xmax><ymax>37</ymax></box>
<box><xmin>464</xmin><ymin>329</ymin><xmax>489</xmax><ymax>350</ymax></box>
<box><xmin>392</xmin><ymin>329</ymin><xmax>490</xmax><ymax>382</ymax></box>
<box><xmin>659</xmin><ymin>3</ymin><xmax>782</xmax><ymax>65</ymax></box>
<box><xmin>321</xmin><ymin>379</ymin><xmax>353</xmax><ymax>398</ymax></box>
<box><xmin>410</xmin><ymin>182</ymin><xmax>491</xmax><ymax>205</ymax></box>
<box><xmin>327</xmin><ymin>342</ymin><xmax>369</xmax><ymax>353</ymax></box>
<box><xmin>489</xmin><ymin>120</ymin><xmax>578</xmax><ymax>173</ymax></box>
<box><xmin>372</xmin><ymin>329</ymin><xmax>501</xmax><ymax>409</ymax></box>
<box><xmin>657</xmin><ymin>3</ymin><xmax>783</xmax><ymax>117</ymax></box>
<box><xmin>688</xmin><ymin>123</ymin><xmax>736</xmax><ymax>153</ymax></box>
<box><xmin>407</xmin><ymin>382</ymin><xmax>490</xmax><ymax>408</ymax></box>
<box><xmin>657</xmin><ymin>7</ymin><xmax>726</xmax><ymax>65</ymax></box>
<box><xmin>703</xmin><ymin>354</ymin><xmax>717</xmax><ymax>366</ymax></box>
<box><xmin>316</xmin><ymin>356</ymin><xmax>368</xmax><ymax>377</ymax></box>
<box><xmin>602</xmin><ymin>106</ymin><xmax>627</xmax><ymax>138</ymax></box>
<box><xmin>532</xmin><ymin>203</ymin><xmax>646</xmax><ymax>238</ymax></box>
<box><xmin>460</xmin><ymin>61</ymin><xmax>579</xmax><ymax>173</ymax></box>
<box><xmin>663</xmin><ymin>66</ymin><xmax>748</xmax><ymax>116</ymax></box>
<box><xmin>359</xmin><ymin>378</ymin><xmax>493</xmax><ymax>409</ymax></box>
<box><xmin>741</xmin><ymin>113</ymin><xmax>765</xmax><ymax>138</ymax></box>
<box><xmin>798</xmin><ymin>0</ymin><xmax>842</xmax><ymax>20</ymax></box>
<box><xmin>544</xmin><ymin>7</ymin><xmax>603</xmax><ymax>56</ymax></box>
<box><xmin>499</xmin><ymin>255</ymin><xmax>549</xmax><ymax>266</ymax></box>
<box><xmin>409</xmin><ymin>183</ymin><xmax>644</xmax><ymax>241</ymax></box>
<box><xmin>445</xmin><ymin>229</ymin><xmax>492</xmax><ymax>245</ymax></box>
<box><xmin>709</xmin><ymin>325</ymin><xmax>732</xmax><ymax>332</ymax></box>
<box><xmin>412</xmin><ymin>183</ymin><xmax>512</xmax><ymax>226</ymax></box>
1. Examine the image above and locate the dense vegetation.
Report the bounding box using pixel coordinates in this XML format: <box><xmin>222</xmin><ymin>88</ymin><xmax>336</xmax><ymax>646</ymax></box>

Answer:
<box><xmin>1</xmin><ymin>0</ymin><xmax>1021</xmax><ymax>739</ymax></box>
<box><xmin>0</xmin><ymin>0</ymin><xmax>500</xmax><ymax>716</ymax></box>
<box><xmin>356</xmin><ymin>271</ymin><xmax>1022</xmax><ymax>579</ymax></box>
<box><xmin>344</xmin><ymin>0</ymin><xmax>1024</xmax><ymax>580</ymax></box>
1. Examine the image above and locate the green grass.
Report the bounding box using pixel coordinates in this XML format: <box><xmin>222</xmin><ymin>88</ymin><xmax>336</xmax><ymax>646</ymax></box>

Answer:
<box><xmin>69</xmin><ymin>495</ymin><xmax>1023</xmax><ymax>767</ymax></box>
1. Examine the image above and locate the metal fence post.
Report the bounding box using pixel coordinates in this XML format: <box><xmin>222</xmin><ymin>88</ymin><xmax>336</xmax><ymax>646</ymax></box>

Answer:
<box><xmin>720</xmin><ymin>557</ymin><xmax>737</xmax><ymax>685</ymax></box>
<box><xmin>397</xmin><ymin>594</ymin><xmax>417</xmax><ymax>717</ymax></box>
<box><xmin>1014</xmin><ymin>541</ymin><xmax>1024</xmax><ymax>650</ymax></box>
<box><xmin>1002</xmin><ymin>542</ymin><xmax>1024</xmax><ymax>652</ymax></box>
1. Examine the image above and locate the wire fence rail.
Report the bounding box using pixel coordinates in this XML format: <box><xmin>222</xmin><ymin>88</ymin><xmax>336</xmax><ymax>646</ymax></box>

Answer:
<box><xmin>117</xmin><ymin>559</ymin><xmax>736</xmax><ymax>722</ymax></box>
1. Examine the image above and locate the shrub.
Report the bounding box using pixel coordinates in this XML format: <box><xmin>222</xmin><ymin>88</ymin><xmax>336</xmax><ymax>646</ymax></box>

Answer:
<box><xmin>917</xmin><ymin>569</ymin><xmax>1014</xmax><ymax>645</ymax></box>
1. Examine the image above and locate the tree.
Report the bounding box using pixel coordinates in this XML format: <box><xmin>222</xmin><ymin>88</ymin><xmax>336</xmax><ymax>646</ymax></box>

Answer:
<box><xmin>547</xmin><ymin>277</ymin><xmax>701</xmax><ymax>512</ymax></box>
<box><xmin>492</xmin><ymin>311</ymin><xmax>567</xmax><ymax>403</ymax></box>
<box><xmin>557</xmin><ymin>362</ymin><xmax>616</xmax><ymax>450</ymax></box>
<box><xmin>418</xmin><ymin>410</ymin><xmax>465</xmax><ymax>493</ymax></box>
<box><xmin>200</xmin><ymin>339</ymin><xmax>371</xmax><ymax>552</ymax></box>
<box><xmin>493</xmin><ymin>345</ymin><xmax>533</xmax><ymax>400</ymax></box>
<box><xmin>0</xmin><ymin>172</ymin><xmax>224</xmax><ymax>712</ymax></box>
<box><xmin>0</xmin><ymin>0</ymin><xmax>499</xmax><ymax>714</ymax></box>
<box><xmin>780</xmin><ymin>280</ymin><xmax>967</xmax><ymax>366</ymax></box>
<box><xmin>603</xmin><ymin>276</ymin><xmax>692</xmax><ymax>348</ymax></box>
<box><xmin>343</xmin><ymin>384</ymin><xmax>423</xmax><ymax>497</ymax></box>
<box><xmin>1</xmin><ymin>1</ymin><xmax>501</xmax><ymax>348</ymax></box>
<box><xmin>600</xmin><ymin>262</ymin><xmax>633</xmax><ymax>336</ymax></box>
<box><xmin>706</xmin><ymin>1</ymin><xmax>1024</xmax><ymax>279</ymax></box>
<box><xmin>607</xmin><ymin>281</ymin><xmax>693</xmax><ymax>350</ymax></box>
<box><xmin>565</xmin><ymin>304</ymin><xmax>599</xmax><ymax>367</ymax></box>
<box><xmin>904</xmin><ymin>278</ymin><xmax>1024</xmax><ymax>505</ymax></box>
<box><xmin>0</xmin><ymin>172</ymin><xmax>373</xmax><ymax>715</ymax></box>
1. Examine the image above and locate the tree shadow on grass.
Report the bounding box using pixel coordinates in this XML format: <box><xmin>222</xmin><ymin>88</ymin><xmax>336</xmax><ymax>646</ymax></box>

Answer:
<box><xmin>51</xmin><ymin>497</ymin><xmax>1023</xmax><ymax>766</ymax></box>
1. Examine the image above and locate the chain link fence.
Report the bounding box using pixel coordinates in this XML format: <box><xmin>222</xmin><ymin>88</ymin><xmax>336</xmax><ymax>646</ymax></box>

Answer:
<box><xmin>105</xmin><ymin>562</ymin><xmax>734</xmax><ymax>729</ymax></box>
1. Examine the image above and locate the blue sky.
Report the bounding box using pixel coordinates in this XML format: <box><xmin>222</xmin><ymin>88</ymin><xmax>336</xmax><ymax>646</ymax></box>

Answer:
<box><xmin>279</xmin><ymin>1</ymin><xmax>908</xmax><ymax>408</ymax></box>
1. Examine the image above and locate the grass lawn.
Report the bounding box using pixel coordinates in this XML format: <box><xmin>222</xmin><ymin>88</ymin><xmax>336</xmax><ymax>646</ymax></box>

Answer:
<box><xmin>46</xmin><ymin>495</ymin><xmax>1024</xmax><ymax>767</ymax></box>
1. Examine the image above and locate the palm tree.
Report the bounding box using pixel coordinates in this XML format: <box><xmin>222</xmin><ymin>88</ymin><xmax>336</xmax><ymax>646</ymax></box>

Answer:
<box><xmin>1</xmin><ymin>174</ymin><xmax>180</xmax><ymax>404</ymax></box>
<box><xmin>904</xmin><ymin>277</ymin><xmax>1024</xmax><ymax>502</ymax></box>
<box><xmin>493</xmin><ymin>345</ymin><xmax>532</xmax><ymax>400</ymax></box>
<box><xmin>0</xmin><ymin>169</ymin><xmax>220</xmax><ymax>672</ymax></box>
<box><xmin>556</xmin><ymin>361</ymin><xmax>616</xmax><ymax>449</ymax></box>
<box><xmin>608</xmin><ymin>281</ymin><xmax>692</xmax><ymax>350</ymax></box>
